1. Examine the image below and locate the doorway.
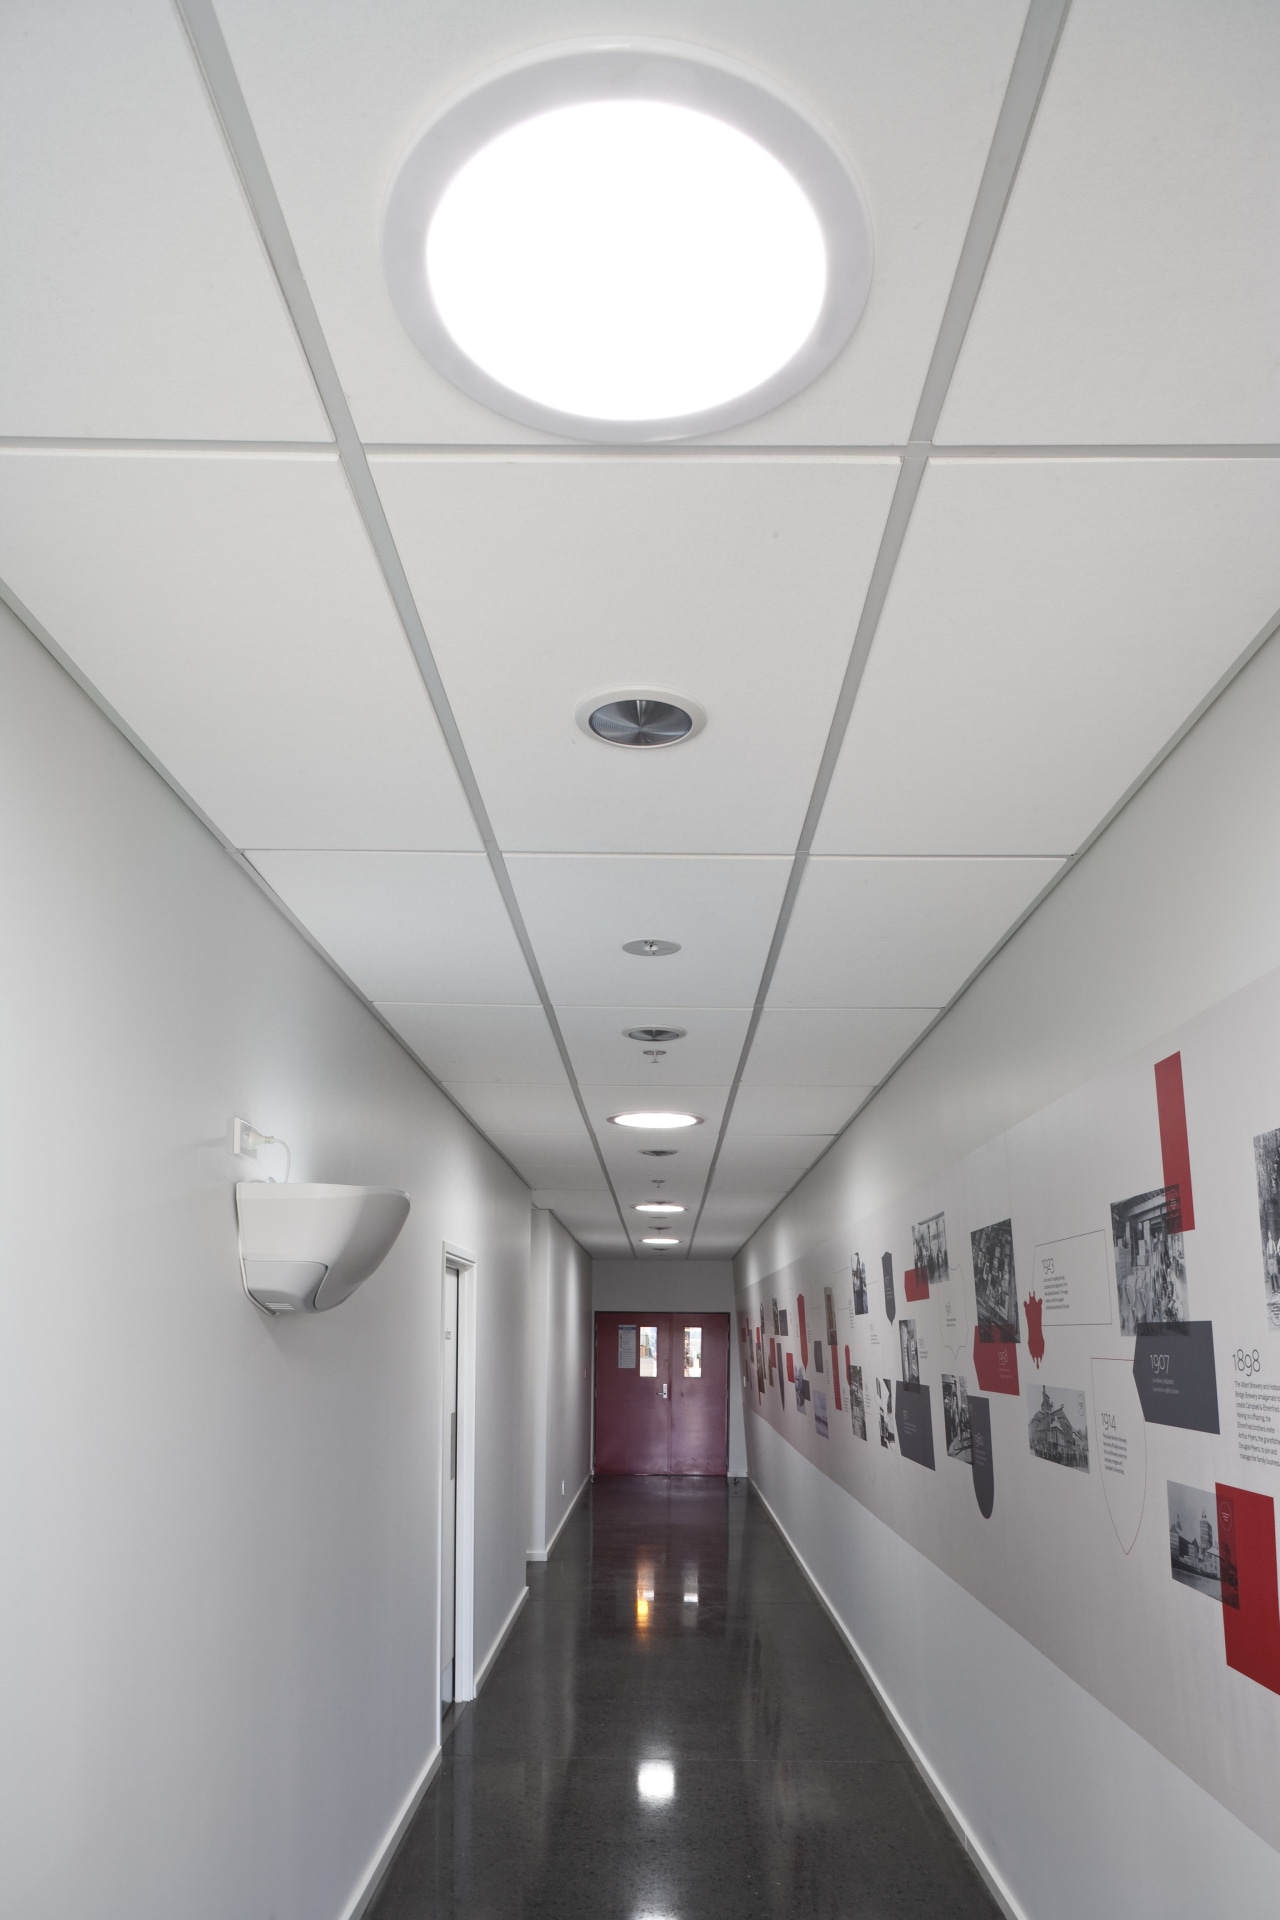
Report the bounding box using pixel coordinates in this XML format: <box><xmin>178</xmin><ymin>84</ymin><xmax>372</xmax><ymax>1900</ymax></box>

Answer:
<box><xmin>441</xmin><ymin>1260</ymin><xmax>460</xmax><ymax>1707</ymax></box>
<box><xmin>593</xmin><ymin>1312</ymin><xmax>730</xmax><ymax>1475</ymax></box>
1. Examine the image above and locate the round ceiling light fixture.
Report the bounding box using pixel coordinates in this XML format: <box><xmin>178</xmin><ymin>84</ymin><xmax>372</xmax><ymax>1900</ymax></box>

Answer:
<box><xmin>383</xmin><ymin>44</ymin><xmax>872</xmax><ymax>441</ymax></box>
<box><xmin>609</xmin><ymin>1110</ymin><xmax>702</xmax><ymax>1130</ymax></box>
<box><xmin>625</xmin><ymin>1026</ymin><xmax>686</xmax><ymax>1044</ymax></box>
<box><xmin>577</xmin><ymin>690</ymin><xmax>706</xmax><ymax>749</ymax></box>
<box><xmin>635</xmin><ymin>1202</ymin><xmax>685</xmax><ymax>1214</ymax></box>
<box><xmin>643</xmin><ymin>1235</ymin><xmax>681</xmax><ymax>1247</ymax></box>
<box><xmin>622</xmin><ymin>938</ymin><xmax>680</xmax><ymax>958</ymax></box>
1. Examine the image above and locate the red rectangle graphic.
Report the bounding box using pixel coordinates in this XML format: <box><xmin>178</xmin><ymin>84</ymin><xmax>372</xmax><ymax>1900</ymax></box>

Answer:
<box><xmin>1155</xmin><ymin>1050</ymin><xmax>1195</xmax><ymax>1232</ymax></box>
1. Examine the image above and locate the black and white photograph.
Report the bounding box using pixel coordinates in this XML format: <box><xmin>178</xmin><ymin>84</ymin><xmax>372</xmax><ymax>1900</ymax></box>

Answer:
<box><xmin>814</xmin><ymin>1389</ymin><xmax>829</xmax><ymax>1439</ymax></box>
<box><xmin>1026</xmin><ymin>1384</ymin><xmax>1090</xmax><ymax>1472</ymax></box>
<box><xmin>1253</xmin><ymin>1126</ymin><xmax>1280</xmax><ymax>1331</ymax></box>
<box><xmin>1168</xmin><ymin>1481</ymin><xmax>1239</xmax><ymax>1605</ymax></box>
<box><xmin>812</xmin><ymin>1336</ymin><xmax>824</xmax><ymax>1373</ymax></box>
<box><xmin>851</xmin><ymin>1252</ymin><xmax>869</xmax><ymax>1316</ymax></box>
<box><xmin>911</xmin><ymin>1210</ymin><xmax>949</xmax><ymax>1286</ymax></box>
<box><xmin>849</xmin><ymin>1362</ymin><xmax>866</xmax><ymax>1440</ymax></box>
<box><xmin>794</xmin><ymin>1367</ymin><xmax>810</xmax><ymax>1413</ymax></box>
<box><xmin>942</xmin><ymin>1373</ymin><xmax>971</xmax><ymax>1462</ymax></box>
<box><xmin>877</xmin><ymin>1377</ymin><xmax>897</xmax><ymax>1450</ymax></box>
<box><xmin>1110</xmin><ymin>1189</ymin><xmax>1189</xmax><ymax>1334</ymax></box>
<box><xmin>972</xmin><ymin>1218</ymin><xmax>1019</xmax><ymax>1342</ymax></box>
<box><xmin>755</xmin><ymin>1335</ymin><xmax>765</xmax><ymax>1397</ymax></box>
<box><xmin>771</xmin><ymin>1297</ymin><xmax>779</xmax><ymax>1335</ymax></box>
<box><xmin>899</xmin><ymin>1317</ymin><xmax>920</xmax><ymax>1385</ymax></box>
<box><xmin>824</xmin><ymin>1285</ymin><xmax>839</xmax><ymax>1348</ymax></box>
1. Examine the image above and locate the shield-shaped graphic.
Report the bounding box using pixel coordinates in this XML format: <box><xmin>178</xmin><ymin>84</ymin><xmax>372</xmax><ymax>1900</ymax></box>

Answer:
<box><xmin>1091</xmin><ymin>1357</ymin><xmax>1146</xmax><ymax>1554</ymax></box>
<box><xmin>882</xmin><ymin>1251</ymin><xmax>896</xmax><ymax>1324</ymax></box>
<box><xmin>969</xmin><ymin>1396</ymin><xmax>994</xmax><ymax>1517</ymax></box>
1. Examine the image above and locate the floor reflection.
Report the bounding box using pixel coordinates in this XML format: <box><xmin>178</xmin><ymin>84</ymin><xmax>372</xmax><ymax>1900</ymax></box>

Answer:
<box><xmin>370</xmin><ymin>1477</ymin><xmax>996</xmax><ymax>1919</ymax></box>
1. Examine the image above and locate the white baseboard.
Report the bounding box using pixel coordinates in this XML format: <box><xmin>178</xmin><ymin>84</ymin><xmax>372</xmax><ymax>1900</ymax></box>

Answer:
<box><xmin>526</xmin><ymin>1471</ymin><xmax>590</xmax><ymax>1562</ymax></box>
<box><xmin>472</xmin><ymin>1581</ymin><xmax>529</xmax><ymax>1695</ymax></box>
<box><xmin>749</xmin><ymin>1478</ymin><xmax>1026</xmax><ymax>1920</ymax></box>
<box><xmin>338</xmin><ymin>1740</ymin><xmax>443</xmax><ymax>1920</ymax></box>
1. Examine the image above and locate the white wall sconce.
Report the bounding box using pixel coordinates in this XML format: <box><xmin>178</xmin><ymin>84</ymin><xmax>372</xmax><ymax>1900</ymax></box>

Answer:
<box><xmin>231</xmin><ymin>1122</ymin><xmax>410</xmax><ymax>1315</ymax></box>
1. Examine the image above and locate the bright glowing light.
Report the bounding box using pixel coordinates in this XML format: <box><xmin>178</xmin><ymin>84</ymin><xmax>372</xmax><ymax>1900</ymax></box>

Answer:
<box><xmin>609</xmin><ymin>1111</ymin><xmax>701</xmax><ymax>1130</ymax></box>
<box><xmin>635</xmin><ymin>1202</ymin><xmax>685</xmax><ymax>1214</ymax></box>
<box><xmin>643</xmin><ymin>1236</ymin><xmax>681</xmax><ymax>1247</ymax></box>
<box><xmin>683</xmin><ymin>1590</ymin><xmax>699</xmax><ymax>1605</ymax></box>
<box><xmin>637</xmin><ymin>1761</ymin><xmax>676</xmax><ymax>1804</ymax></box>
<box><xmin>426</xmin><ymin>99</ymin><xmax>826</xmax><ymax>421</ymax></box>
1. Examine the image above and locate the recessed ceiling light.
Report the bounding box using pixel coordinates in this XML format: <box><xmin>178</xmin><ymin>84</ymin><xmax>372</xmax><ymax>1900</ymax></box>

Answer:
<box><xmin>641</xmin><ymin>1148</ymin><xmax>678</xmax><ymax>1158</ymax></box>
<box><xmin>382</xmin><ymin>45</ymin><xmax>872</xmax><ymax>441</ymax></box>
<box><xmin>609</xmin><ymin>1111</ymin><xmax>701</xmax><ymax>1129</ymax></box>
<box><xmin>625</xmin><ymin>1027</ymin><xmax>686</xmax><ymax>1044</ymax></box>
<box><xmin>643</xmin><ymin>1236</ymin><xmax>681</xmax><ymax>1247</ymax></box>
<box><xmin>635</xmin><ymin>1202</ymin><xmax>685</xmax><ymax>1214</ymax></box>
<box><xmin>577</xmin><ymin>690</ymin><xmax>706</xmax><ymax>748</ymax></box>
<box><xmin>622</xmin><ymin>939</ymin><xmax>680</xmax><ymax>957</ymax></box>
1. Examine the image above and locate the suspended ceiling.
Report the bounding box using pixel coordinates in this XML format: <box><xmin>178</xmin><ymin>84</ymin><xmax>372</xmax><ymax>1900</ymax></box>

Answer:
<box><xmin>2</xmin><ymin>0</ymin><xmax>1278</xmax><ymax>1258</ymax></box>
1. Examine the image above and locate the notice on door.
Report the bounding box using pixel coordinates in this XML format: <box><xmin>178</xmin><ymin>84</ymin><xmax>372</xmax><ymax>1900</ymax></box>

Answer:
<box><xmin>618</xmin><ymin>1324</ymin><xmax>637</xmax><ymax>1369</ymax></box>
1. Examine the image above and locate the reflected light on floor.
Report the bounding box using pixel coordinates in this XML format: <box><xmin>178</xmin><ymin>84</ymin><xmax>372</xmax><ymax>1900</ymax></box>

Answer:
<box><xmin>637</xmin><ymin>1761</ymin><xmax>675</xmax><ymax>1804</ymax></box>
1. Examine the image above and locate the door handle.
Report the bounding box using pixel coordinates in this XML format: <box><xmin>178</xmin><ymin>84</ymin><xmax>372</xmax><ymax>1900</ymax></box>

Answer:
<box><xmin>662</xmin><ymin>1383</ymin><xmax>668</xmax><ymax>1399</ymax></box>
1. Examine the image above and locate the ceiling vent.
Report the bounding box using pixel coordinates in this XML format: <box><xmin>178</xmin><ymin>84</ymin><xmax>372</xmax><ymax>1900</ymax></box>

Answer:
<box><xmin>625</xmin><ymin>1026</ymin><xmax>686</xmax><ymax>1043</ymax></box>
<box><xmin>578</xmin><ymin>689</ymin><xmax>706</xmax><ymax>748</ymax></box>
<box><xmin>622</xmin><ymin>938</ymin><xmax>680</xmax><ymax>957</ymax></box>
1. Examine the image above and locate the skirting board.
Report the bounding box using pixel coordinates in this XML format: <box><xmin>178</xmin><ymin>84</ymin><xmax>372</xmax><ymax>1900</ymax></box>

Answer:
<box><xmin>526</xmin><ymin>1471</ymin><xmax>590</xmax><ymax>1563</ymax></box>
<box><xmin>749</xmin><ymin>1478</ymin><xmax>1025</xmax><ymax>1920</ymax></box>
<box><xmin>473</xmin><ymin>1581</ymin><xmax>529</xmax><ymax>1695</ymax></box>
<box><xmin>338</xmin><ymin>1740</ymin><xmax>443</xmax><ymax>1920</ymax></box>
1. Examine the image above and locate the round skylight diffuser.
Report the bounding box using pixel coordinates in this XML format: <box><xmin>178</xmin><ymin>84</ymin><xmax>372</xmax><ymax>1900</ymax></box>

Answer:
<box><xmin>383</xmin><ymin>45</ymin><xmax>872</xmax><ymax>440</ymax></box>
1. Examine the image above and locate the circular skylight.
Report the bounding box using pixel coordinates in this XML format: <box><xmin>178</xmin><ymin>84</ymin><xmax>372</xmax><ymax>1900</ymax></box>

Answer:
<box><xmin>427</xmin><ymin>100</ymin><xmax>824</xmax><ymax>422</ymax></box>
<box><xmin>384</xmin><ymin>46</ymin><xmax>872</xmax><ymax>441</ymax></box>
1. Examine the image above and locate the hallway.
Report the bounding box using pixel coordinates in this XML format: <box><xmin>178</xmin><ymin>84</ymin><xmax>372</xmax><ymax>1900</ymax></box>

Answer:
<box><xmin>372</xmin><ymin>1479</ymin><xmax>997</xmax><ymax>1918</ymax></box>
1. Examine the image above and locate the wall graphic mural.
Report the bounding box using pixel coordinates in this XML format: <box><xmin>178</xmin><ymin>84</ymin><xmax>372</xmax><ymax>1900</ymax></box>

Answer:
<box><xmin>737</xmin><ymin>962</ymin><xmax>1280</xmax><ymax>1853</ymax></box>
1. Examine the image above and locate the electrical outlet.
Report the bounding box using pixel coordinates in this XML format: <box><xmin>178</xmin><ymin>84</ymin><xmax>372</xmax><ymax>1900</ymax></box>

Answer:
<box><xmin>231</xmin><ymin>1116</ymin><xmax>260</xmax><ymax>1159</ymax></box>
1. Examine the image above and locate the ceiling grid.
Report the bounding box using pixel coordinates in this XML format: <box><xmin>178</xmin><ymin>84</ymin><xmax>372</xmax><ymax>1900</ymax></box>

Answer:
<box><xmin>3</xmin><ymin>0</ymin><xmax>1279</xmax><ymax>1259</ymax></box>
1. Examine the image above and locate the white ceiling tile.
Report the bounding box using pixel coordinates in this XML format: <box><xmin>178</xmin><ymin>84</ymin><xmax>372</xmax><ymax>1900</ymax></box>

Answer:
<box><xmin>712</xmin><ymin>1134</ymin><xmax>833</xmax><ymax>1190</ymax></box>
<box><xmin>441</xmin><ymin>1084</ymin><xmax>583</xmax><ymax>1138</ymax></box>
<box><xmin>743</xmin><ymin>1008</ymin><xmax>934</xmax><ymax>1086</ymax></box>
<box><xmin>555</xmin><ymin>1007</ymin><xmax>751</xmax><ymax>1088</ymax></box>
<box><xmin>815</xmin><ymin>460</ymin><xmax>1280</xmax><ymax>856</ymax></box>
<box><xmin>729</xmin><ymin>1086</ymin><xmax>871</xmax><ymax>1134</ymax></box>
<box><xmin>377</xmin><ymin>1004</ymin><xmax>565</xmax><ymax>1084</ymax></box>
<box><xmin>215</xmin><ymin>0</ymin><xmax>1027</xmax><ymax>445</ymax></box>
<box><xmin>0</xmin><ymin>452</ymin><xmax>479</xmax><ymax>851</ymax></box>
<box><xmin>506</xmin><ymin>856</ymin><xmax>789</xmax><ymax>1005</ymax></box>
<box><xmin>373</xmin><ymin>457</ymin><xmax>897</xmax><ymax>853</ymax></box>
<box><xmin>938</xmin><ymin>0</ymin><xmax>1280</xmax><ymax>444</ymax></box>
<box><xmin>0</xmin><ymin>1</ymin><xmax>324</xmax><ymax>439</ymax></box>
<box><xmin>247</xmin><ymin>852</ymin><xmax>535</xmax><ymax>1003</ymax></box>
<box><xmin>771</xmin><ymin>857</ymin><xmax>1060</xmax><ymax>1008</ymax></box>
<box><xmin>511</xmin><ymin>1146</ymin><xmax>606</xmax><ymax>1189</ymax></box>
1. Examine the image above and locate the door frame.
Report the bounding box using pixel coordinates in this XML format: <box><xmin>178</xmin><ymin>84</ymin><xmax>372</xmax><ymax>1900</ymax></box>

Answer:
<box><xmin>438</xmin><ymin>1240</ymin><xmax>477</xmax><ymax>1720</ymax></box>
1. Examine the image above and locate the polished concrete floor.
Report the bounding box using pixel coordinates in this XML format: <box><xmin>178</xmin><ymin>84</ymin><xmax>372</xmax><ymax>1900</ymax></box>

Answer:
<box><xmin>371</xmin><ymin>1477</ymin><xmax>998</xmax><ymax>1919</ymax></box>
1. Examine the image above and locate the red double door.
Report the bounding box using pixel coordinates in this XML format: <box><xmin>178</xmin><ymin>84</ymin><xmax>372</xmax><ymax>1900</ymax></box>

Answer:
<box><xmin>594</xmin><ymin>1311</ymin><xmax>730</xmax><ymax>1475</ymax></box>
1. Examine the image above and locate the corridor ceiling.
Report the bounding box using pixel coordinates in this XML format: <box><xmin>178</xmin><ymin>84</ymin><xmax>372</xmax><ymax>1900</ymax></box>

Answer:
<box><xmin>3</xmin><ymin>0</ymin><xmax>1279</xmax><ymax>1258</ymax></box>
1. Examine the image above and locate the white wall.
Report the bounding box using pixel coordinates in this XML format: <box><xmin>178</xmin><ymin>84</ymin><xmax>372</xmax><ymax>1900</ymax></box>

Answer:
<box><xmin>0</xmin><ymin>602</ymin><xmax>533</xmax><ymax>1920</ymax></box>
<box><xmin>528</xmin><ymin>1209</ymin><xmax>593</xmax><ymax>1557</ymax></box>
<box><xmin>735</xmin><ymin>626</ymin><xmax>1280</xmax><ymax>1917</ymax></box>
<box><xmin>593</xmin><ymin>1259</ymin><xmax>747</xmax><ymax>1476</ymax></box>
